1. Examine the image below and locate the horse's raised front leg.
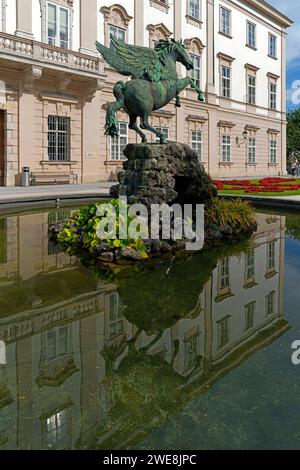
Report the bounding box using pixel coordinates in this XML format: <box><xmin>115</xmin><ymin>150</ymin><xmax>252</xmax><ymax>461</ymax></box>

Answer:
<box><xmin>129</xmin><ymin>114</ymin><xmax>147</xmax><ymax>143</ymax></box>
<box><xmin>176</xmin><ymin>78</ymin><xmax>205</xmax><ymax>102</ymax></box>
<box><xmin>140</xmin><ymin>113</ymin><xmax>167</xmax><ymax>144</ymax></box>
<box><xmin>105</xmin><ymin>100</ymin><xmax>124</xmax><ymax>138</ymax></box>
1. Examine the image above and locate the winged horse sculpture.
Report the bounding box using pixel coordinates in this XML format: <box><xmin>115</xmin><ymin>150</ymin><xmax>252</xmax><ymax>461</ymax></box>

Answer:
<box><xmin>96</xmin><ymin>37</ymin><xmax>204</xmax><ymax>144</ymax></box>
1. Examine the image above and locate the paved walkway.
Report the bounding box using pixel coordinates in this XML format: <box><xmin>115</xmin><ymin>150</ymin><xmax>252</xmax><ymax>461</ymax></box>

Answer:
<box><xmin>0</xmin><ymin>183</ymin><xmax>114</xmax><ymax>208</ymax></box>
<box><xmin>1</xmin><ymin>183</ymin><xmax>300</xmax><ymax>211</ymax></box>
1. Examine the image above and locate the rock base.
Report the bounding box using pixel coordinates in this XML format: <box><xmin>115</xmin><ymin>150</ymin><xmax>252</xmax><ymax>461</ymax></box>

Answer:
<box><xmin>111</xmin><ymin>142</ymin><xmax>217</xmax><ymax>207</ymax></box>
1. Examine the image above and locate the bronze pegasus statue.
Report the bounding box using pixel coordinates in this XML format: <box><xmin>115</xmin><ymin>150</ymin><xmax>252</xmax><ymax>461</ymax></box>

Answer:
<box><xmin>96</xmin><ymin>36</ymin><xmax>204</xmax><ymax>144</ymax></box>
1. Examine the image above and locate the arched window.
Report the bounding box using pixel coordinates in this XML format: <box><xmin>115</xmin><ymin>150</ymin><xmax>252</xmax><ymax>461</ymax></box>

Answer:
<box><xmin>100</xmin><ymin>4</ymin><xmax>133</xmax><ymax>48</ymax></box>
<box><xmin>185</xmin><ymin>38</ymin><xmax>205</xmax><ymax>89</ymax></box>
<box><xmin>146</xmin><ymin>23</ymin><xmax>172</xmax><ymax>48</ymax></box>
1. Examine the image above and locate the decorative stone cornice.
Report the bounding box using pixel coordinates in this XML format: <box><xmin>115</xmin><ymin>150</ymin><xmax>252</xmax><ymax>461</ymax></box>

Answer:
<box><xmin>218</xmin><ymin>120</ymin><xmax>236</xmax><ymax>128</ymax></box>
<box><xmin>267</xmin><ymin>72</ymin><xmax>280</xmax><ymax>80</ymax></box>
<box><xmin>187</xmin><ymin>114</ymin><xmax>208</xmax><ymax>123</ymax></box>
<box><xmin>84</xmin><ymin>78</ymin><xmax>105</xmax><ymax>102</ymax></box>
<box><xmin>152</xmin><ymin>109</ymin><xmax>175</xmax><ymax>118</ymax></box>
<box><xmin>184</xmin><ymin>37</ymin><xmax>205</xmax><ymax>54</ymax></box>
<box><xmin>244</xmin><ymin>0</ymin><xmax>293</xmax><ymax>28</ymax></box>
<box><xmin>100</xmin><ymin>4</ymin><xmax>133</xmax><ymax>28</ymax></box>
<box><xmin>22</xmin><ymin>65</ymin><xmax>43</xmax><ymax>92</ymax></box>
<box><xmin>245</xmin><ymin>124</ymin><xmax>260</xmax><ymax>132</ymax></box>
<box><xmin>149</xmin><ymin>0</ymin><xmax>170</xmax><ymax>14</ymax></box>
<box><xmin>147</xmin><ymin>23</ymin><xmax>173</xmax><ymax>43</ymax></box>
<box><xmin>245</xmin><ymin>63</ymin><xmax>260</xmax><ymax>72</ymax></box>
<box><xmin>267</xmin><ymin>128</ymin><xmax>280</xmax><ymax>134</ymax></box>
<box><xmin>56</xmin><ymin>73</ymin><xmax>72</xmax><ymax>92</ymax></box>
<box><xmin>217</xmin><ymin>52</ymin><xmax>235</xmax><ymax>63</ymax></box>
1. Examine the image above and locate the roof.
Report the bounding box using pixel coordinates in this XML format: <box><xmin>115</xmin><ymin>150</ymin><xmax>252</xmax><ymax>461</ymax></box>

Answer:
<box><xmin>244</xmin><ymin>0</ymin><xmax>294</xmax><ymax>28</ymax></box>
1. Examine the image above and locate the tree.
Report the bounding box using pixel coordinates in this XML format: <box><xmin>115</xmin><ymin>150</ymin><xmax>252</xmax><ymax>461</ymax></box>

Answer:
<box><xmin>287</xmin><ymin>109</ymin><xmax>300</xmax><ymax>163</ymax></box>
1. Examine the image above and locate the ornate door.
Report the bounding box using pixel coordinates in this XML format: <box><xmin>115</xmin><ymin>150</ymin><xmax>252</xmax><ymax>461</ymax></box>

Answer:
<box><xmin>0</xmin><ymin>111</ymin><xmax>4</xmax><ymax>186</ymax></box>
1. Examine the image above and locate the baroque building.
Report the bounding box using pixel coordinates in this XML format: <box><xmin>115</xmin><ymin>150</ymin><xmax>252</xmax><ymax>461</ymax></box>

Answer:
<box><xmin>0</xmin><ymin>0</ymin><xmax>293</xmax><ymax>186</ymax></box>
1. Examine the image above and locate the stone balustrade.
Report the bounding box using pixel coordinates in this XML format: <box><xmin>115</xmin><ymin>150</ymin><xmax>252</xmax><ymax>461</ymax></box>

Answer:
<box><xmin>0</xmin><ymin>31</ymin><xmax>105</xmax><ymax>76</ymax></box>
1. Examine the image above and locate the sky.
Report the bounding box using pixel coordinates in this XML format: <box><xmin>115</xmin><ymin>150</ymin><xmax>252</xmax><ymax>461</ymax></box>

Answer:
<box><xmin>268</xmin><ymin>0</ymin><xmax>300</xmax><ymax>110</ymax></box>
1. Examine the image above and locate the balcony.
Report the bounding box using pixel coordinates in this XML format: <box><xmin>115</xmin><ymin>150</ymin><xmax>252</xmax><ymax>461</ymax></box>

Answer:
<box><xmin>0</xmin><ymin>31</ymin><xmax>106</xmax><ymax>79</ymax></box>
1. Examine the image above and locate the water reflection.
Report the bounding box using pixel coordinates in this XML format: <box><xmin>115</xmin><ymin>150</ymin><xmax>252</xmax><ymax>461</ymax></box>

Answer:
<box><xmin>0</xmin><ymin>209</ymin><xmax>288</xmax><ymax>450</ymax></box>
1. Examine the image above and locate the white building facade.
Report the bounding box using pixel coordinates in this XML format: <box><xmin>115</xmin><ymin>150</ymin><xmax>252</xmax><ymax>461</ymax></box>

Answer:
<box><xmin>0</xmin><ymin>0</ymin><xmax>293</xmax><ymax>185</ymax></box>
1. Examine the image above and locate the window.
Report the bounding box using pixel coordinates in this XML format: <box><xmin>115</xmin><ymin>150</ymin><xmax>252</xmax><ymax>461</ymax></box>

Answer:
<box><xmin>155</xmin><ymin>127</ymin><xmax>169</xmax><ymax>143</ymax></box>
<box><xmin>48</xmin><ymin>209</ymin><xmax>71</xmax><ymax>227</ymax></box>
<box><xmin>266</xmin><ymin>291</ymin><xmax>275</xmax><ymax>316</ymax></box>
<box><xmin>47</xmin><ymin>3</ymin><xmax>69</xmax><ymax>49</ymax></box>
<box><xmin>247</xmin><ymin>21</ymin><xmax>256</xmax><ymax>49</ymax></box>
<box><xmin>248</xmin><ymin>138</ymin><xmax>256</xmax><ymax>164</ymax></box>
<box><xmin>109</xmin><ymin>25</ymin><xmax>125</xmax><ymax>49</ymax></box>
<box><xmin>221</xmin><ymin>135</ymin><xmax>231</xmax><ymax>162</ymax></box>
<box><xmin>46</xmin><ymin>326</ymin><xmax>71</xmax><ymax>363</ymax></box>
<box><xmin>221</xmin><ymin>66</ymin><xmax>231</xmax><ymax>98</ymax></box>
<box><xmin>268</xmin><ymin>34</ymin><xmax>277</xmax><ymax>58</ymax></box>
<box><xmin>190</xmin><ymin>131</ymin><xmax>202</xmax><ymax>161</ymax></box>
<box><xmin>184</xmin><ymin>334</ymin><xmax>200</xmax><ymax>371</ymax></box>
<box><xmin>110</xmin><ymin>122</ymin><xmax>128</xmax><ymax>160</ymax></box>
<box><xmin>220</xmin><ymin>258</ymin><xmax>230</xmax><ymax>289</ymax></box>
<box><xmin>0</xmin><ymin>340</ymin><xmax>5</xmax><ymax>365</ymax></box>
<box><xmin>269</xmin><ymin>82</ymin><xmax>277</xmax><ymax>110</ymax></box>
<box><xmin>247</xmin><ymin>75</ymin><xmax>256</xmax><ymax>105</ymax></box>
<box><xmin>189</xmin><ymin>54</ymin><xmax>201</xmax><ymax>89</ymax></box>
<box><xmin>220</xmin><ymin>6</ymin><xmax>231</xmax><ymax>36</ymax></box>
<box><xmin>267</xmin><ymin>241</ymin><xmax>276</xmax><ymax>270</ymax></box>
<box><xmin>48</xmin><ymin>116</ymin><xmax>70</xmax><ymax>162</ymax></box>
<box><xmin>218</xmin><ymin>316</ymin><xmax>230</xmax><ymax>349</ymax></box>
<box><xmin>188</xmin><ymin>0</ymin><xmax>200</xmax><ymax>19</ymax></box>
<box><xmin>44</xmin><ymin>409</ymin><xmax>70</xmax><ymax>449</ymax></box>
<box><xmin>245</xmin><ymin>302</ymin><xmax>255</xmax><ymax>331</ymax></box>
<box><xmin>245</xmin><ymin>248</ymin><xmax>255</xmax><ymax>280</ymax></box>
<box><xmin>108</xmin><ymin>292</ymin><xmax>124</xmax><ymax>339</ymax></box>
<box><xmin>270</xmin><ymin>140</ymin><xmax>277</xmax><ymax>164</ymax></box>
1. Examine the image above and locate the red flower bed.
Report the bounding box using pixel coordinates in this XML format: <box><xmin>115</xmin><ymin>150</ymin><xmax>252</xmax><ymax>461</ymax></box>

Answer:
<box><xmin>213</xmin><ymin>177</ymin><xmax>300</xmax><ymax>194</ymax></box>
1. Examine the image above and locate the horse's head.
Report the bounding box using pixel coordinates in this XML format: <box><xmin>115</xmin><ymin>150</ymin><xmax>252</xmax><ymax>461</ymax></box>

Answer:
<box><xmin>173</xmin><ymin>39</ymin><xmax>194</xmax><ymax>70</ymax></box>
<box><xmin>155</xmin><ymin>39</ymin><xmax>194</xmax><ymax>71</ymax></box>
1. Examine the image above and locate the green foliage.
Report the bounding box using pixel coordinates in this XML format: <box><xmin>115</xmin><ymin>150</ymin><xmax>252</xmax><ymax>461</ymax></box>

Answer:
<box><xmin>205</xmin><ymin>198</ymin><xmax>256</xmax><ymax>230</ymax></box>
<box><xmin>57</xmin><ymin>199</ymin><xmax>148</xmax><ymax>259</ymax></box>
<box><xmin>287</xmin><ymin>109</ymin><xmax>300</xmax><ymax>159</ymax></box>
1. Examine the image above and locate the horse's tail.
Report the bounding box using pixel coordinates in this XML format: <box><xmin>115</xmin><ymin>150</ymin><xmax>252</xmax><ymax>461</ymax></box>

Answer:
<box><xmin>105</xmin><ymin>81</ymin><xmax>126</xmax><ymax>138</ymax></box>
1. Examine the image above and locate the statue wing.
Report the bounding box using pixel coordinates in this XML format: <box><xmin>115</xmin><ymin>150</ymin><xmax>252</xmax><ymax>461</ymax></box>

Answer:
<box><xmin>96</xmin><ymin>37</ymin><xmax>163</xmax><ymax>81</ymax></box>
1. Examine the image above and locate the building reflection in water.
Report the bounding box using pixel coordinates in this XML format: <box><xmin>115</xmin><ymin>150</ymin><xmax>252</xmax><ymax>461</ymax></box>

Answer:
<box><xmin>0</xmin><ymin>209</ymin><xmax>288</xmax><ymax>450</ymax></box>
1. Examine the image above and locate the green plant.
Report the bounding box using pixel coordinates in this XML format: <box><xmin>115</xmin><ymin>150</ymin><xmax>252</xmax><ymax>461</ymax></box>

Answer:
<box><xmin>205</xmin><ymin>198</ymin><xmax>255</xmax><ymax>230</ymax></box>
<box><xmin>57</xmin><ymin>199</ymin><xmax>148</xmax><ymax>260</ymax></box>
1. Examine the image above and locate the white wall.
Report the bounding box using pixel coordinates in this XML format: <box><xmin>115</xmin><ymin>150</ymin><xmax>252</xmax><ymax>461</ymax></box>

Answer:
<box><xmin>215</xmin><ymin>0</ymin><xmax>282</xmax><ymax>111</ymax></box>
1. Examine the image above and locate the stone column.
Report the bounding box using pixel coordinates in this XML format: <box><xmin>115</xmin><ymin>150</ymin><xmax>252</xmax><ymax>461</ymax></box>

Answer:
<box><xmin>16</xmin><ymin>337</ymin><xmax>33</xmax><ymax>450</ymax></box>
<box><xmin>174</xmin><ymin>0</ymin><xmax>185</xmax><ymax>143</ymax></box>
<box><xmin>281</xmin><ymin>32</ymin><xmax>287</xmax><ymax>175</ymax></box>
<box><xmin>80</xmin><ymin>0</ymin><xmax>98</xmax><ymax>56</ymax></box>
<box><xmin>134</xmin><ymin>0</ymin><xmax>144</xmax><ymax>46</ymax></box>
<box><xmin>206</xmin><ymin>0</ymin><xmax>216</xmax><ymax>104</ymax></box>
<box><xmin>15</xmin><ymin>0</ymin><xmax>33</xmax><ymax>39</ymax></box>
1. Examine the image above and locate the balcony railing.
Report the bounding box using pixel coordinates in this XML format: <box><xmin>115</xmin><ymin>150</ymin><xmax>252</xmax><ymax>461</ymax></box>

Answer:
<box><xmin>0</xmin><ymin>32</ymin><xmax>105</xmax><ymax>76</ymax></box>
